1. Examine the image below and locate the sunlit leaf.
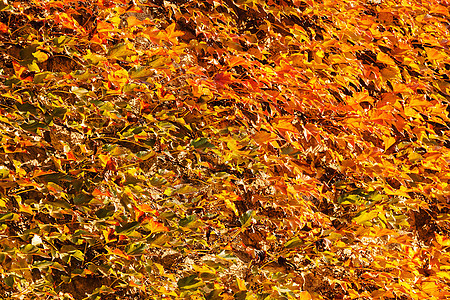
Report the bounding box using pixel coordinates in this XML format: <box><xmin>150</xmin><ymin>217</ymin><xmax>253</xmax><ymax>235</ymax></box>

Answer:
<box><xmin>177</xmin><ymin>274</ymin><xmax>203</xmax><ymax>290</ymax></box>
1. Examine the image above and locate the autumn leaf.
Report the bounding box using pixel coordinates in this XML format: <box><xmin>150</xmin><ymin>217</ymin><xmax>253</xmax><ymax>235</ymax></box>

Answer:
<box><xmin>163</xmin><ymin>23</ymin><xmax>184</xmax><ymax>44</ymax></box>
<box><xmin>377</xmin><ymin>52</ymin><xmax>396</xmax><ymax>66</ymax></box>
<box><xmin>53</xmin><ymin>12</ymin><xmax>86</xmax><ymax>34</ymax></box>
<box><xmin>214</xmin><ymin>72</ymin><xmax>233</xmax><ymax>87</ymax></box>
<box><xmin>144</xmin><ymin>218</ymin><xmax>169</xmax><ymax>233</ymax></box>
<box><xmin>2</xmin><ymin>0</ymin><xmax>450</xmax><ymax>299</ymax></box>
<box><xmin>0</xmin><ymin>22</ymin><xmax>8</xmax><ymax>33</ymax></box>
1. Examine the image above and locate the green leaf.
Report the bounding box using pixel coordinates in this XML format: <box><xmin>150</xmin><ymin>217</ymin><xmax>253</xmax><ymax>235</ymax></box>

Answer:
<box><xmin>115</xmin><ymin>221</ymin><xmax>139</xmax><ymax>235</ymax></box>
<box><xmin>5</xmin><ymin>275</ymin><xmax>14</xmax><ymax>288</ymax></box>
<box><xmin>53</xmin><ymin>36</ymin><xmax>71</xmax><ymax>47</ymax></box>
<box><xmin>206</xmin><ymin>289</ymin><xmax>223</xmax><ymax>300</ymax></box>
<box><xmin>84</xmin><ymin>50</ymin><xmax>106</xmax><ymax>65</ymax></box>
<box><xmin>284</xmin><ymin>237</ymin><xmax>305</xmax><ymax>248</ymax></box>
<box><xmin>92</xmin><ymin>285</ymin><xmax>115</xmax><ymax>295</ymax></box>
<box><xmin>32</xmin><ymin>260</ymin><xmax>54</xmax><ymax>270</ymax></box>
<box><xmin>0</xmin><ymin>166</ymin><xmax>9</xmax><ymax>179</ymax></box>
<box><xmin>19</xmin><ymin>44</ymin><xmax>38</xmax><ymax>60</ymax></box>
<box><xmin>239</xmin><ymin>210</ymin><xmax>255</xmax><ymax>228</ymax></box>
<box><xmin>149</xmin><ymin>177</ymin><xmax>167</xmax><ymax>187</ymax></box>
<box><xmin>72</xmin><ymin>250</ymin><xmax>84</xmax><ymax>261</ymax></box>
<box><xmin>33</xmin><ymin>72</ymin><xmax>51</xmax><ymax>84</ymax></box>
<box><xmin>176</xmin><ymin>184</ymin><xmax>198</xmax><ymax>194</ymax></box>
<box><xmin>21</xmin><ymin>244</ymin><xmax>38</xmax><ymax>254</ymax></box>
<box><xmin>71</xmin><ymin>86</ymin><xmax>89</xmax><ymax>100</ymax></box>
<box><xmin>177</xmin><ymin>274</ymin><xmax>204</xmax><ymax>290</ymax></box>
<box><xmin>16</xmin><ymin>102</ymin><xmax>38</xmax><ymax>114</ymax></box>
<box><xmin>126</xmin><ymin>242</ymin><xmax>147</xmax><ymax>255</ymax></box>
<box><xmin>148</xmin><ymin>55</ymin><xmax>167</xmax><ymax>68</ymax></box>
<box><xmin>179</xmin><ymin>215</ymin><xmax>197</xmax><ymax>228</ymax></box>
<box><xmin>135</xmin><ymin>150</ymin><xmax>155</xmax><ymax>160</ymax></box>
<box><xmin>73</xmin><ymin>193</ymin><xmax>94</xmax><ymax>205</ymax></box>
<box><xmin>20</xmin><ymin>120</ymin><xmax>47</xmax><ymax>132</ymax></box>
<box><xmin>60</xmin><ymin>245</ymin><xmax>84</xmax><ymax>261</ymax></box>
<box><xmin>191</xmin><ymin>137</ymin><xmax>215</xmax><ymax>149</ymax></box>
<box><xmin>0</xmin><ymin>212</ymin><xmax>19</xmax><ymax>222</ymax></box>
<box><xmin>71</xmin><ymin>70</ymin><xmax>94</xmax><ymax>81</ymax></box>
<box><xmin>95</xmin><ymin>205</ymin><xmax>115</xmax><ymax>219</ymax></box>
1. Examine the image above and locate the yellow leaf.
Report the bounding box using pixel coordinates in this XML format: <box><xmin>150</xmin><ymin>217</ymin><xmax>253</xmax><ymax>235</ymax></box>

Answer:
<box><xmin>193</xmin><ymin>265</ymin><xmax>216</xmax><ymax>274</ymax></box>
<box><xmin>353</xmin><ymin>209</ymin><xmax>379</xmax><ymax>225</ymax></box>
<box><xmin>383</xmin><ymin>136</ymin><xmax>396</xmax><ymax>151</ymax></box>
<box><xmin>154</xmin><ymin>263</ymin><xmax>165</xmax><ymax>275</ymax></box>
<box><xmin>421</xmin><ymin>281</ymin><xmax>439</xmax><ymax>296</ymax></box>
<box><xmin>409</xmin><ymin>96</ymin><xmax>432</xmax><ymax>108</ymax></box>
<box><xmin>299</xmin><ymin>291</ymin><xmax>312</xmax><ymax>300</ymax></box>
<box><xmin>437</xmin><ymin>271</ymin><xmax>450</xmax><ymax>280</ymax></box>
<box><xmin>32</xmin><ymin>51</ymin><xmax>49</xmax><ymax>63</ymax></box>
<box><xmin>436</xmin><ymin>234</ymin><xmax>450</xmax><ymax>246</ymax></box>
<box><xmin>225</xmin><ymin>198</ymin><xmax>238</xmax><ymax>216</ymax></box>
<box><xmin>222</xmin><ymin>136</ymin><xmax>239</xmax><ymax>151</ymax></box>
<box><xmin>236</xmin><ymin>277</ymin><xmax>247</xmax><ymax>291</ymax></box>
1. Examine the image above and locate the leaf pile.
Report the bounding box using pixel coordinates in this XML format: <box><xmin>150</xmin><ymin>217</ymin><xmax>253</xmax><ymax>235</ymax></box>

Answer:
<box><xmin>1</xmin><ymin>0</ymin><xmax>450</xmax><ymax>299</ymax></box>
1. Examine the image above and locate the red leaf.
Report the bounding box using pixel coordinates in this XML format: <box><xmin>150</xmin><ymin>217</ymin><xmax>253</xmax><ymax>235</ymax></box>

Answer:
<box><xmin>214</xmin><ymin>72</ymin><xmax>233</xmax><ymax>87</ymax></box>
<box><xmin>0</xmin><ymin>22</ymin><xmax>8</xmax><ymax>33</ymax></box>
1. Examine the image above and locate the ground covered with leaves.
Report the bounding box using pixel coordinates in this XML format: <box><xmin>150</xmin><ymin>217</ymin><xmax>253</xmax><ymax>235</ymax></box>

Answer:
<box><xmin>1</xmin><ymin>0</ymin><xmax>450</xmax><ymax>299</ymax></box>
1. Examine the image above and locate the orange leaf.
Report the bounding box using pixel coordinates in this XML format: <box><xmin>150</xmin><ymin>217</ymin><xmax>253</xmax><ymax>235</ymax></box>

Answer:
<box><xmin>299</xmin><ymin>291</ymin><xmax>312</xmax><ymax>300</ymax></box>
<box><xmin>97</xmin><ymin>20</ymin><xmax>115</xmax><ymax>33</ymax></box>
<box><xmin>393</xmin><ymin>83</ymin><xmax>411</xmax><ymax>93</ymax></box>
<box><xmin>127</xmin><ymin>16</ymin><xmax>142</xmax><ymax>28</ymax></box>
<box><xmin>136</xmin><ymin>204</ymin><xmax>157</xmax><ymax>215</ymax></box>
<box><xmin>147</xmin><ymin>218</ymin><xmax>169</xmax><ymax>233</ymax></box>
<box><xmin>54</xmin><ymin>12</ymin><xmax>86</xmax><ymax>34</ymax></box>
<box><xmin>165</xmin><ymin>23</ymin><xmax>184</xmax><ymax>44</ymax></box>
<box><xmin>425</xmin><ymin>48</ymin><xmax>447</xmax><ymax>60</ymax></box>
<box><xmin>253</xmin><ymin>131</ymin><xmax>277</xmax><ymax>144</ymax></box>
<box><xmin>0</xmin><ymin>22</ymin><xmax>8</xmax><ymax>33</ymax></box>
<box><xmin>92</xmin><ymin>189</ymin><xmax>112</xmax><ymax>197</ymax></box>
<box><xmin>19</xmin><ymin>204</ymin><xmax>35</xmax><ymax>215</ymax></box>
<box><xmin>377</xmin><ymin>52</ymin><xmax>396</xmax><ymax>66</ymax></box>
<box><xmin>129</xmin><ymin>281</ymin><xmax>146</xmax><ymax>291</ymax></box>
<box><xmin>66</xmin><ymin>151</ymin><xmax>76</xmax><ymax>160</ymax></box>
<box><xmin>228</xmin><ymin>56</ymin><xmax>248</xmax><ymax>68</ymax></box>
<box><xmin>421</xmin><ymin>281</ymin><xmax>439</xmax><ymax>296</ymax></box>
<box><xmin>274</xmin><ymin>117</ymin><xmax>297</xmax><ymax>133</ymax></box>
<box><xmin>112</xmin><ymin>248</ymin><xmax>131</xmax><ymax>260</ymax></box>
<box><xmin>430</xmin><ymin>5</ymin><xmax>449</xmax><ymax>16</ymax></box>
<box><xmin>383</xmin><ymin>136</ymin><xmax>396</xmax><ymax>151</ymax></box>
<box><xmin>12</xmin><ymin>61</ymin><xmax>28</xmax><ymax>78</ymax></box>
